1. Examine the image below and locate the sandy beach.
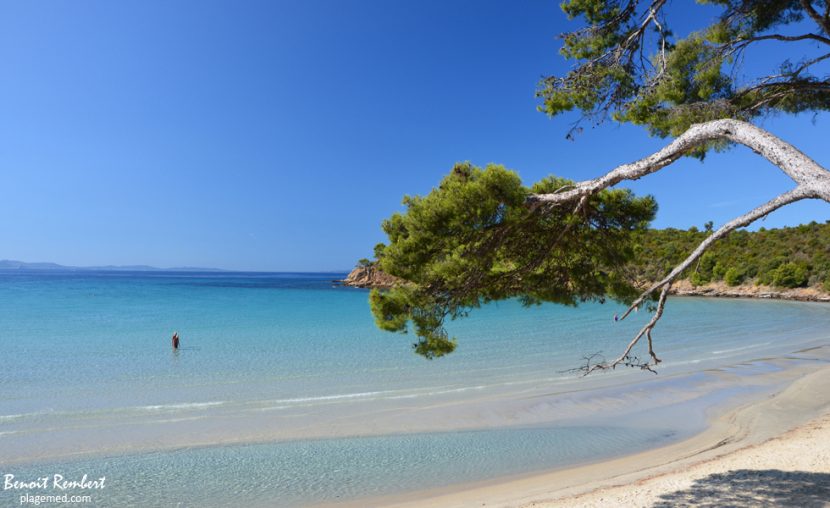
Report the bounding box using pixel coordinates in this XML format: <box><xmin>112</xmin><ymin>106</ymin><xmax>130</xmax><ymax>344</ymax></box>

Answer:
<box><xmin>533</xmin><ymin>410</ymin><xmax>830</xmax><ymax>507</ymax></box>
<box><xmin>363</xmin><ymin>361</ymin><xmax>830</xmax><ymax>508</ymax></box>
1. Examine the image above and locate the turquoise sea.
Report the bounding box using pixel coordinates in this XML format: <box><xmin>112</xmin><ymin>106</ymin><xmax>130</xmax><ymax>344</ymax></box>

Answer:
<box><xmin>1</xmin><ymin>271</ymin><xmax>828</xmax><ymax>506</ymax></box>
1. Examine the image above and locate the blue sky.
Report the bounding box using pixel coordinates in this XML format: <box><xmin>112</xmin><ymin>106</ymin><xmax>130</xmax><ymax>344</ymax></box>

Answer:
<box><xmin>1</xmin><ymin>1</ymin><xmax>828</xmax><ymax>271</ymax></box>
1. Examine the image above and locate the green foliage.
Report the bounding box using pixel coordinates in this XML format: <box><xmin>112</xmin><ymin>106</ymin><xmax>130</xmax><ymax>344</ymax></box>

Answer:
<box><xmin>369</xmin><ymin>215</ymin><xmax>830</xmax><ymax>358</ymax></box>
<box><xmin>538</xmin><ymin>0</ymin><xmax>830</xmax><ymax>145</ymax></box>
<box><xmin>724</xmin><ymin>267</ymin><xmax>744</xmax><ymax>286</ymax></box>
<box><xmin>699</xmin><ymin>253</ymin><xmax>717</xmax><ymax>281</ymax></box>
<box><xmin>771</xmin><ymin>262</ymin><xmax>809</xmax><ymax>288</ymax></box>
<box><xmin>630</xmin><ymin>222</ymin><xmax>830</xmax><ymax>290</ymax></box>
<box><xmin>370</xmin><ymin>162</ymin><xmax>656</xmax><ymax>359</ymax></box>
<box><xmin>689</xmin><ymin>271</ymin><xmax>708</xmax><ymax>287</ymax></box>
<box><xmin>712</xmin><ymin>261</ymin><xmax>728</xmax><ymax>281</ymax></box>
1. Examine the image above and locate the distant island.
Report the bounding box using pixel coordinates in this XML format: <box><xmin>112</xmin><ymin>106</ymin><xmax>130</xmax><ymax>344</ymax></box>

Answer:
<box><xmin>0</xmin><ymin>260</ymin><xmax>227</xmax><ymax>272</ymax></box>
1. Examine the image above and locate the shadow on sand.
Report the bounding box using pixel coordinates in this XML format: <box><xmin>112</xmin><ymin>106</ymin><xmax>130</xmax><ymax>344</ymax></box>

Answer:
<box><xmin>652</xmin><ymin>469</ymin><xmax>830</xmax><ymax>507</ymax></box>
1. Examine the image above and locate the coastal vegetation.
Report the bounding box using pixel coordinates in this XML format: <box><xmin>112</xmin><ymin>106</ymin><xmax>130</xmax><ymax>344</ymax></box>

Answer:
<box><xmin>366</xmin><ymin>0</ymin><xmax>830</xmax><ymax>369</ymax></box>
<box><xmin>354</xmin><ymin>220</ymin><xmax>830</xmax><ymax>293</ymax></box>
<box><xmin>631</xmin><ymin>221</ymin><xmax>830</xmax><ymax>290</ymax></box>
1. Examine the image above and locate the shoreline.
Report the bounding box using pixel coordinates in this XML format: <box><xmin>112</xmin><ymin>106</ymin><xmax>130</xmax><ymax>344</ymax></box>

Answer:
<box><xmin>5</xmin><ymin>344</ymin><xmax>823</xmax><ymax>468</ymax></box>
<box><xmin>668</xmin><ymin>280</ymin><xmax>830</xmax><ymax>303</ymax></box>
<box><xmin>338</xmin><ymin>266</ymin><xmax>830</xmax><ymax>303</ymax></box>
<box><xmin>343</xmin><ymin>361</ymin><xmax>830</xmax><ymax>508</ymax></box>
<box><xmin>2</xmin><ymin>347</ymin><xmax>827</xmax><ymax>507</ymax></box>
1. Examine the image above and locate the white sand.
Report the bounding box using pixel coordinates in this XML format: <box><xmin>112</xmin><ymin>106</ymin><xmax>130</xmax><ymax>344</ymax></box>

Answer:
<box><xmin>530</xmin><ymin>411</ymin><xmax>830</xmax><ymax>507</ymax></box>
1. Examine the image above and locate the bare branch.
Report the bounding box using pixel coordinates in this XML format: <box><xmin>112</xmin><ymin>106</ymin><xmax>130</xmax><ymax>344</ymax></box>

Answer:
<box><xmin>561</xmin><ymin>352</ymin><xmax>607</xmax><ymax>376</ymax></box>
<box><xmin>740</xmin><ymin>53</ymin><xmax>830</xmax><ymax>87</ymax></box>
<box><xmin>528</xmin><ymin>120</ymin><xmax>830</xmax><ymax>207</ymax></box>
<box><xmin>735</xmin><ymin>32</ymin><xmax>830</xmax><ymax>46</ymax></box>
<box><xmin>573</xmin><ymin>285</ymin><xmax>669</xmax><ymax>375</ymax></box>
<box><xmin>610</xmin><ymin>284</ymin><xmax>669</xmax><ymax>367</ymax></box>
<box><xmin>620</xmin><ymin>186</ymin><xmax>815</xmax><ymax>320</ymax></box>
<box><xmin>649</xmin><ymin>2</ymin><xmax>669</xmax><ymax>77</ymax></box>
<box><xmin>623</xmin><ymin>0</ymin><xmax>667</xmax><ymax>50</ymax></box>
<box><xmin>791</xmin><ymin>52</ymin><xmax>830</xmax><ymax>74</ymax></box>
<box><xmin>646</xmin><ymin>328</ymin><xmax>660</xmax><ymax>364</ymax></box>
<box><xmin>801</xmin><ymin>0</ymin><xmax>830</xmax><ymax>35</ymax></box>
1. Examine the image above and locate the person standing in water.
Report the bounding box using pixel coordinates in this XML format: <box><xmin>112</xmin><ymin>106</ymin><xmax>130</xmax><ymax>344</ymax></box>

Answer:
<box><xmin>172</xmin><ymin>331</ymin><xmax>180</xmax><ymax>350</ymax></box>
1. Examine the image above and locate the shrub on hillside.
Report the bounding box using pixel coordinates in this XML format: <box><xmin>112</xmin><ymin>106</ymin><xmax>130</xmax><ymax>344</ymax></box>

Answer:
<box><xmin>771</xmin><ymin>263</ymin><xmax>808</xmax><ymax>288</ymax></box>
<box><xmin>724</xmin><ymin>267</ymin><xmax>744</xmax><ymax>287</ymax></box>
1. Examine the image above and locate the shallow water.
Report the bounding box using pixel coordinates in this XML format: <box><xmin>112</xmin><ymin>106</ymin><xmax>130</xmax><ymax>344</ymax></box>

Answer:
<box><xmin>1</xmin><ymin>425</ymin><xmax>680</xmax><ymax>508</ymax></box>
<box><xmin>0</xmin><ymin>271</ymin><xmax>828</xmax><ymax>506</ymax></box>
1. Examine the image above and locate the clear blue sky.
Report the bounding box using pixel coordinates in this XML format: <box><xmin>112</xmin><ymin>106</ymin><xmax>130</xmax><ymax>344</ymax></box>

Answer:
<box><xmin>1</xmin><ymin>1</ymin><xmax>828</xmax><ymax>271</ymax></box>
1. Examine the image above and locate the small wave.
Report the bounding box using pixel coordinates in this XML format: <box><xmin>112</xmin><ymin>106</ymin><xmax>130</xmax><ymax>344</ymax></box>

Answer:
<box><xmin>0</xmin><ymin>411</ymin><xmax>53</xmax><ymax>423</ymax></box>
<box><xmin>661</xmin><ymin>358</ymin><xmax>703</xmax><ymax>368</ymax></box>
<box><xmin>269</xmin><ymin>391</ymin><xmax>395</xmax><ymax>404</ymax></box>
<box><xmin>256</xmin><ymin>405</ymin><xmax>291</xmax><ymax>411</ymax></box>
<box><xmin>152</xmin><ymin>416</ymin><xmax>208</xmax><ymax>424</ymax></box>
<box><xmin>256</xmin><ymin>386</ymin><xmax>490</xmax><ymax>407</ymax></box>
<box><xmin>712</xmin><ymin>342</ymin><xmax>769</xmax><ymax>355</ymax></box>
<box><xmin>0</xmin><ymin>413</ymin><xmax>26</xmax><ymax>422</ymax></box>
<box><xmin>139</xmin><ymin>402</ymin><xmax>226</xmax><ymax>411</ymax></box>
<box><xmin>384</xmin><ymin>385</ymin><xmax>487</xmax><ymax>400</ymax></box>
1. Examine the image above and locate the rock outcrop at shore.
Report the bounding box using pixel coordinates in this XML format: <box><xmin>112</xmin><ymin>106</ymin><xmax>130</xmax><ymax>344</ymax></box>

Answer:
<box><xmin>340</xmin><ymin>265</ymin><xmax>400</xmax><ymax>289</ymax></box>
<box><xmin>669</xmin><ymin>280</ymin><xmax>830</xmax><ymax>302</ymax></box>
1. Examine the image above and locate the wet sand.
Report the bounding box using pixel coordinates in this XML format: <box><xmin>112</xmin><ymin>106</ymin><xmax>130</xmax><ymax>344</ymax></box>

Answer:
<box><xmin>533</xmin><ymin>409</ymin><xmax>830</xmax><ymax>507</ymax></box>
<box><xmin>347</xmin><ymin>360</ymin><xmax>830</xmax><ymax>508</ymax></box>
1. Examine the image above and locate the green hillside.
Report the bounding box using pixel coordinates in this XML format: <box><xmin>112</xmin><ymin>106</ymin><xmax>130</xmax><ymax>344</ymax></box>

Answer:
<box><xmin>631</xmin><ymin>221</ymin><xmax>830</xmax><ymax>291</ymax></box>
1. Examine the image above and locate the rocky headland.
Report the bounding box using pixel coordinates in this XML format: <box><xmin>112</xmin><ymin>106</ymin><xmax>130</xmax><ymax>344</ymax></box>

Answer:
<box><xmin>338</xmin><ymin>265</ymin><xmax>400</xmax><ymax>289</ymax></box>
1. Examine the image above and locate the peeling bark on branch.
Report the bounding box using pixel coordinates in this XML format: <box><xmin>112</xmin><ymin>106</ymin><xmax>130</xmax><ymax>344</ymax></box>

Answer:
<box><xmin>531</xmin><ymin>120</ymin><xmax>830</xmax><ymax>372</ymax></box>
<box><xmin>528</xmin><ymin>120</ymin><xmax>829</xmax><ymax>208</ymax></box>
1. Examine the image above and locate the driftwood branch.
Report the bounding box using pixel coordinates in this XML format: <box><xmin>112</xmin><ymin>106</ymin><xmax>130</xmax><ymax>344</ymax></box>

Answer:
<box><xmin>532</xmin><ymin>119</ymin><xmax>830</xmax><ymax>372</ymax></box>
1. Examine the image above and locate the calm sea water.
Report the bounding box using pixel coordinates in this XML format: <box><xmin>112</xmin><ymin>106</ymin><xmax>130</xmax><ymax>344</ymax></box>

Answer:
<box><xmin>1</xmin><ymin>271</ymin><xmax>828</xmax><ymax>506</ymax></box>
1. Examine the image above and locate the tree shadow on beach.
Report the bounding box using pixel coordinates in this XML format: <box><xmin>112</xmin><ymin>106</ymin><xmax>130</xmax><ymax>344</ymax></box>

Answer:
<box><xmin>652</xmin><ymin>469</ymin><xmax>830</xmax><ymax>507</ymax></box>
